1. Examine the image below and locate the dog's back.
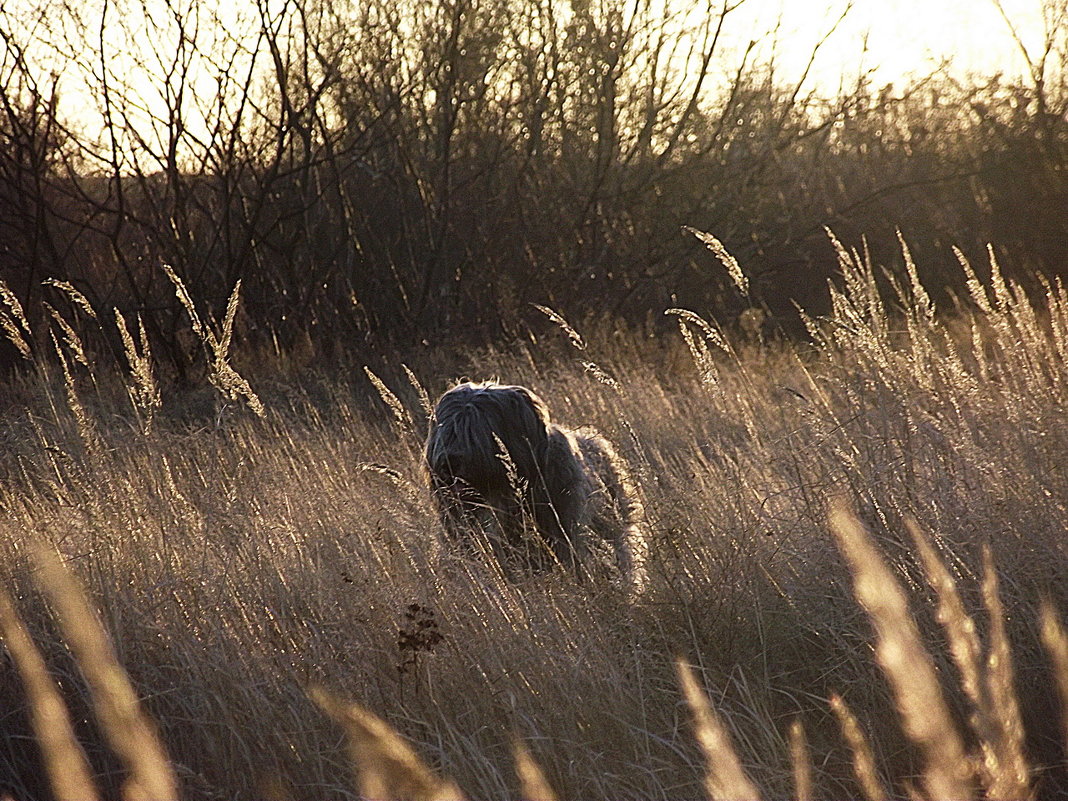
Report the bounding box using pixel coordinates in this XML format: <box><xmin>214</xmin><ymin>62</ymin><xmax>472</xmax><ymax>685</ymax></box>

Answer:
<box><xmin>569</xmin><ymin>427</ymin><xmax>648</xmax><ymax>591</ymax></box>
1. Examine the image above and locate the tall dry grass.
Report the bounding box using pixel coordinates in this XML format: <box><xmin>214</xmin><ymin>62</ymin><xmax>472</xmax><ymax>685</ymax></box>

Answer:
<box><xmin>1</xmin><ymin>234</ymin><xmax>1068</xmax><ymax>798</ymax></box>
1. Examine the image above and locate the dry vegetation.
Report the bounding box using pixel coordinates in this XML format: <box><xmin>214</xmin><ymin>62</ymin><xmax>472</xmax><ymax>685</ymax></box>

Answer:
<box><xmin>3</xmin><ymin>1</ymin><xmax>1068</xmax><ymax>797</ymax></box>
<box><xmin>0</xmin><ymin>234</ymin><xmax>1067</xmax><ymax>800</ymax></box>
<box><xmin>2</xmin><ymin>0</ymin><xmax>1067</xmax><ymax>367</ymax></box>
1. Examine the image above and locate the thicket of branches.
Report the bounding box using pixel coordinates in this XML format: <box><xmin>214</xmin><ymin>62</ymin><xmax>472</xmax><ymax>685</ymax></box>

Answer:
<box><xmin>0</xmin><ymin>0</ymin><xmax>1066</xmax><ymax>378</ymax></box>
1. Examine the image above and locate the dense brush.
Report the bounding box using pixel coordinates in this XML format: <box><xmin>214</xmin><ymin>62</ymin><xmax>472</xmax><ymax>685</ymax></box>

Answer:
<box><xmin>1</xmin><ymin>235</ymin><xmax>1068</xmax><ymax>799</ymax></box>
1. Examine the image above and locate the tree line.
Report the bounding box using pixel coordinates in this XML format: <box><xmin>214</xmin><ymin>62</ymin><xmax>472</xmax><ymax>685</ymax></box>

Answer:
<box><xmin>0</xmin><ymin>0</ymin><xmax>1065</xmax><ymax>378</ymax></box>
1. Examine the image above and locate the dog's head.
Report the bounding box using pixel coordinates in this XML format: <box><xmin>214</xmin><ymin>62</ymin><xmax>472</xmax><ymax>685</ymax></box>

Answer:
<box><xmin>425</xmin><ymin>382</ymin><xmax>551</xmax><ymax>501</ymax></box>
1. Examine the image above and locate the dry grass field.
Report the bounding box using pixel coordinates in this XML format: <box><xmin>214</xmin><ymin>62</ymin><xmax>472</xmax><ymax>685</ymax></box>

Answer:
<box><xmin>2</xmin><ymin>237</ymin><xmax>1068</xmax><ymax>799</ymax></box>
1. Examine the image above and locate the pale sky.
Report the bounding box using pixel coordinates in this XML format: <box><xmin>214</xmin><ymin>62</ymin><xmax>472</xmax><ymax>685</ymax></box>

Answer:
<box><xmin>734</xmin><ymin>0</ymin><xmax>1050</xmax><ymax>90</ymax></box>
<box><xmin>0</xmin><ymin>0</ymin><xmax>1056</xmax><ymax>155</ymax></box>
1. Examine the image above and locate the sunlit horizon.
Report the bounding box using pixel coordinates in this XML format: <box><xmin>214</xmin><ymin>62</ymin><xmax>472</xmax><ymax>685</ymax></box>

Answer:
<box><xmin>0</xmin><ymin>0</ymin><xmax>1057</xmax><ymax>157</ymax></box>
<box><xmin>732</xmin><ymin>0</ymin><xmax>1049</xmax><ymax>92</ymax></box>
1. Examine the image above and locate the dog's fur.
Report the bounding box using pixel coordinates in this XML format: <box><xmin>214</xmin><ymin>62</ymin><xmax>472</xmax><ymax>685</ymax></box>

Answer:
<box><xmin>425</xmin><ymin>381</ymin><xmax>647</xmax><ymax>590</ymax></box>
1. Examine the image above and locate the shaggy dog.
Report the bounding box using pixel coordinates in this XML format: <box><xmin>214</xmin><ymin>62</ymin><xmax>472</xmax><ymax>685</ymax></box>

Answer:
<box><xmin>425</xmin><ymin>381</ymin><xmax>647</xmax><ymax>591</ymax></box>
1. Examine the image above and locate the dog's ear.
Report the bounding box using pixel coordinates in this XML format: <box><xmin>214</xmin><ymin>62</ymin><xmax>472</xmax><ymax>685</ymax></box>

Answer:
<box><xmin>529</xmin><ymin>426</ymin><xmax>587</xmax><ymax>558</ymax></box>
<box><xmin>542</xmin><ymin>426</ymin><xmax>584</xmax><ymax>500</ymax></box>
<box><xmin>511</xmin><ymin>386</ymin><xmax>553</xmax><ymax>466</ymax></box>
<box><xmin>508</xmin><ymin>385</ymin><xmax>551</xmax><ymax>432</ymax></box>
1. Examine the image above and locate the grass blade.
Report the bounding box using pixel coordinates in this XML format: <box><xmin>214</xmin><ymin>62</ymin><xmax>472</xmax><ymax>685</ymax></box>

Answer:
<box><xmin>788</xmin><ymin>718</ymin><xmax>812</xmax><ymax>801</ymax></box>
<box><xmin>310</xmin><ymin>686</ymin><xmax>465</xmax><ymax>801</ymax></box>
<box><xmin>31</xmin><ymin>543</ymin><xmax>178</xmax><ymax>801</ymax></box>
<box><xmin>1040</xmin><ymin>602</ymin><xmax>1068</xmax><ymax>759</ymax></box>
<box><xmin>980</xmin><ymin>545</ymin><xmax>1031</xmax><ymax>799</ymax></box>
<box><xmin>0</xmin><ymin>587</ymin><xmax>100</xmax><ymax>801</ymax></box>
<box><xmin>514</xmin><ymin>738</ymin><xmax>558</xmax><ymax>801</ymax></box>
<box><xmin>829</xmin><ymin>693</ymin><xmax>887</xmax><ymax>801</ymax></box>
<box><xmin>907</xmin><ymin>520</ymin><xmax>985</xmax><ymax>711</ymax></box>
<box><xmin>676</xmin><ymin>658</ymin><xmax>763</xmax><ymax>801</ymax></box>
<box><xmin>829</xmin><ymin>504</ymin><xmax>972</xmax><ymax>800</ymax></box>
<box><xmin>908</xmin><ymin>519</ymin><xmax>1004</xmax><ymax>789</ymax></box>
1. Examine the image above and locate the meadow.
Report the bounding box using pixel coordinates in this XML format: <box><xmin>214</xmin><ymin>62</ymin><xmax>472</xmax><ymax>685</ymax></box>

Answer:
<box><xmin>2</xmin><ymin>235</ymin><xmax>1068</xmax><ymax>800</ymax></box>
